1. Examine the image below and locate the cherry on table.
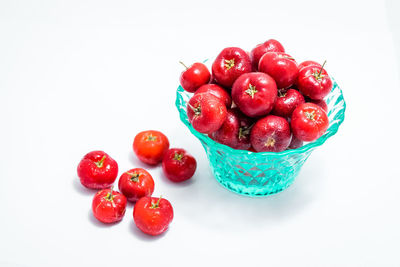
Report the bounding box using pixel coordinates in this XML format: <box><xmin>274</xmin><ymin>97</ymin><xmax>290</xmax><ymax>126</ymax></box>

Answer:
<box><xmin>162</xmin><ymin>148</ymin><xmax>197</xmax><ymax>182</ymax></box>
<box><xmin>118</xmin><ymin>168</ymin><xmax>154</xmax><ymax>202</ymax></box>
<box><xmin>92</xmin><ymin>187</ymin><xmax>127</xmax><ymax>224</ymax></box>
<box><xmin>77</xmin><ymin>150</ymin><xmax>118</xmax><ymax>189</ymax></box>
<box><xmin>133</xmin><ymin>196</ymin><xmax>174</xmax><ymax>236</ymax></box>
<box><xmin>133</xmin><ymin>130</ymin><xmax>170</xmax><ymax>165</ymax></box>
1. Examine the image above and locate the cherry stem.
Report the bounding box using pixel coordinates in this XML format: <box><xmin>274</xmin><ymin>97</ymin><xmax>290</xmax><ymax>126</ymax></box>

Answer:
<box><xmin>187</xmin><ymin>103</ymin><xmax>201</xmax><ymax>116</ymax></box>
<box><xmin>318</xmin><ymin>60</ymin><xmax>327</xmax><ymax>76</ymax></box>
<box><xmin>105</xmin><ymin>186</ymin><xmax>114</xmax><ymax>201</ymax></box>
<box><xmin>179</xmin><ymin>61</ymin><xmax>189</xmax><ymax>70</ymax></box>
<box><xmin>127</xmin><ymin>171</ymin><xmax>139</xmax><ymax>182</ymax></box>
<box><xmin>95</xmin><ymin>155</ymin><xmax>107</xmax><ymax>168</ymax></box>
<box><xmin>151</xmin><ymin>195</ymin><xmax>163</xmax><ymax>209</ymax></box>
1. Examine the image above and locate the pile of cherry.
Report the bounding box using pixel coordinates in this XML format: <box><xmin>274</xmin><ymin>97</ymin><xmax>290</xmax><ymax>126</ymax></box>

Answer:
<box><xmin>180</xmin><ymin>39</ymin><xmax>331</xmax><ymax>152</ymax></box>
<box><xmin>77</xmin><ymin>130</ymin><xmax>197</xmax><ymax>236</ymax></box>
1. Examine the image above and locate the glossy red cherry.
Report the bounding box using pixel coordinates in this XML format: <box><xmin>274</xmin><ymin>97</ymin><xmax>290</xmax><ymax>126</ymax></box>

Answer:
<box><xmin>133</xmin><ymin>130</ymin><xmax>170</xmax><ymax>165</ymax></box>
<box><xmin>297</xmin><ymin>61</ymin><xmax>332</xmax><ymax>100</ymax></box>
<box><xmin>179</xmin><ymin>62</ymin><xmax>210</xmax><ymax>93</ymax></box>
<box><xmin>77</xmin><ymin>151</ymin><xmax>118</xmax><ymax>189</ymax></box>
<box><xmin>133</xmin><ymin>196</ymin><xmax>174</xmax><ymax>236</ymax></box>
<box><xmin>250</xmin><ymin>115</ymin><xmax>292</xmax><ymax>152</ymax></box>
<box><xmin>231</xmin><ymin>72</ymin><xmax>277</xmax><ymax>118</ymax></box>
<box><xmin>250</xmin><ymin>39</ymin><xmax>285</xmax><ymax>70</ymax></box>
<box><xmin>187</xmin><ymin>93</ymin><xmax>227</xmax><ymax>134</ymax></box>
<box><xmin>92</xmin><ymin>187</ymin><xmax>127</xmax><ymax>223</ymax></box>
<box><xmin>194</xmin><ymin>84</ymin><xmax>232</xmax><ymax>108</ymax></box>
<box><xmin>258</xmin><ymin>52</ymin><xmax>298</xmax><ymax>89</ymax></box>
<box><xmin>298</xmin><ymin>60</ymin><xmax>321</xmax><ymax>71</ymax></box>
<box><xmin>272</xmin><ymin>88</ymin><xmax>305</xmax><ymax>118</ymax></box>
<box><xmin>291</xmin><ymin>103</ymin><xmax>329</xmax><ymax>142</ymax></box>
<box><xmin>118</xmin><ymin>168</ymin><xmax>154</xmax><ymax>202</ymax></box>
<box><xmin>162</xmin><ymin>148</ymin><xmax>197</xmax><ymax>182</ymax></box>
<box><xmin>209</xmin><ymin>108</ymin><xmax>253</xmax><ymax>150</ymax></box>
<box><xmin>212</xmin><ymin>47</ymin><xmax>252</xmax><ymax>88</ymax></box>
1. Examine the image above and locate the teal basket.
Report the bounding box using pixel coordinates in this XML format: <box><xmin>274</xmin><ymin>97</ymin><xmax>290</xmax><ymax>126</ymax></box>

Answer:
<box><xmin>175</xmin><ymin>78</ymin><xmax>346</xmax><ymax>196</ymax></box>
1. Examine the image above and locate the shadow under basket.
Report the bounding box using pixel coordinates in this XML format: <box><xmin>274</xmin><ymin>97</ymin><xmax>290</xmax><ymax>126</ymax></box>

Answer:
<box><xmin>175</xmin><ymin>78</ymin><xmax>346</xmax><ymax>197</ymax></box>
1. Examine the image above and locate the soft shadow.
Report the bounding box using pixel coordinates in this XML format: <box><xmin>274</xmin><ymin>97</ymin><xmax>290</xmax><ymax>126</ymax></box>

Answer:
<box><xmin>175</xmin><ymin>155</ymin><xmax>326</xmax><ymax>230</ymax></box>
<box><xmin>161</xmin><ymin>172</ymin><xmax>197</xmax><ymax>188</ymax></box>
<box><xmin>129</xmin><ymin>220</ymin><xmax>167</xmax><ymax>241</ymax></box>
<box><xmin>87</xmin><ymin>210</ymin><xmax>121</xmax><ymax>228</ymax></box>
<box><xmin>128</xmin><ymin>152</ymin><xmax>158</xmax><ymax>170</ymax></box>
<box><xmin>73</xmin><ymin>178</ymin><xmax>96</xmax><ymax>196</ymax></box>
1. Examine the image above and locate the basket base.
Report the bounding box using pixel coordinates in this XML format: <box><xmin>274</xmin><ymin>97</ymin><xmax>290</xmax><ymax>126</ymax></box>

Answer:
<box><xmin>213</xmin><ymin>173</ymin><xmax>296</xmax><ymax>197</ymax></box>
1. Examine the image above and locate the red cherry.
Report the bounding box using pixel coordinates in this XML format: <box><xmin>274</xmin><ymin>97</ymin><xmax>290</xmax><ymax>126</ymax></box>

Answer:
<box><xmin>133</xmin><ymin>196</ymin><xmax>174</xmax><ymax>236</ymax></box>
<box><xmin>162</xmin><ymin>148</ymin><xmax>197</xmax><ymax>182</ymax></box>
<box><xmin>194</xmin><ymin>84</ymin><xmax>232</xmax><ymax>108</ymax></box>
<box><xmin>118</xmin><ymin>168</ymin><xmax>154</xmax><ymax>202</ymax></box>
<box><xmin>250</xmin><ymin>39</ymin><xmax>285</xmax><ymax>70</ymax></box>
<box><xmin>179</xmin><ymin>62</ymin><xmax>210</xmax><ymax>93</ymax></box>
<box><xmin>133</xmin><ymin>130</ymin><xmax>169</xmax><ymax>165</ymax></box>
<box><xmin>297</xmin><ymin>61</ymin><xmax>332</xmax><ymax>100</ymax></box>
<box><xmin>250</xmin><ymin>115</ymin><xmax>292</xmax><ymax>152</ymax></box>
<box><xmin>212</xmin><ymin>47</ymin><xmax>252</xmax><ymax>88</ymax></box>
<box><xmin>231</xmin><ymin>72</ymin><xmax>277</xmax><ymax>118</ymax></box>
<box><xmin>209</xmin><ymin>108</ymin><xmax>253</xmax><ymax>150</ymax></box>
<box><xmin>272</xmin><ymin>88</ymin><xmax>305</xmax><ymax>118</ymax></box>
<box><xmin>298</xmin><ymin>60</ymin><xmax>321</xmax><ymax>71</ymax></box>
<box><xmin>258</xmin><ymin>52</ymin><xmax>298</xmax><ymax>89</ymax></box>
<box><xmin>291</xmin><ymin>103</ymin><xmax>329</xmax><ymax>142</ymax></box>
<box><xmin>187</xmin><ymin>93</ymin><xmax>227</xmax><ymax>134</ymax></box>
<box><xmin>77</xmin><ymin>151</ymin><xmax>118</xmax><ymax>189</ymax></box>
<box><xmin>92</xmin><ymin>188</ymin><xmax>127</xmax><ymax>223</ymax></box>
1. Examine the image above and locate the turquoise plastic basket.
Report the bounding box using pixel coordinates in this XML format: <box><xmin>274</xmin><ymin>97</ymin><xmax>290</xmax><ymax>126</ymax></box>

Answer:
<box><xmin>175</xmin><ymin>78</ymin><xmax>346</xmax><ymax>196</ymax></box>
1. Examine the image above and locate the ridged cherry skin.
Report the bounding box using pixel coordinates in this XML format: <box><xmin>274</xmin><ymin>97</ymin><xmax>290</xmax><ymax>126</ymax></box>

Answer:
<box><xmin>77</xmin><ymin>151</ymin><xmax>118</xmax><ymax>189</ymax></box>
<box><xmin>231</xmin><ymin>72</ymin><xmax>277</xmax><ymax>118</ymax></box>
<box><xmin>194</xmin><ymin>84</ymin><xmax>232</xmax><ymax>108</ymax></box>
<box><xmin>291</xmin><ymin>103</ymin><xmax>329</xmax><ymax>142</ymax></box>
<box><xmin>258</xmin><ymin>52</ymin><xmax>298</xmax><ymax>89</ymax></box>
<box><xmin>297</xmin><ymin>65</ymin><xmax>332</xmax><ymax>100</ymax></box>
<box><xmin>209</xmin><ymin>108</ymin><xmax>253</xmax><ymax>150</ymax></box>
<box><xmin>179</xmin><ymin>62</ymin><xmax>210</xmax><ymax>93</ymax></box>
<box><xmin>187</xmin><ymin>93</ymin><xmax>227</xmax><ymax>134</ymax></box>
<box><xmin>250</xmin><ymin>115</ymin><xmax>292</xmax><ymax>152</ymax></box>
<box><xmin>272</xmin><ymin>88</ymin><xmax>305</xmax><ymax>118</ymax></box>
<box><xmin>212</xmin><ymin>47</ymin><xmax>252</xmax><ymax>88</ymax></box>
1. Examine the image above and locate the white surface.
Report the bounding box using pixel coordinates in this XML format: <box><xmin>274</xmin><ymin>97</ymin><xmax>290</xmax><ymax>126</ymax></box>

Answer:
<box><xmin>1</xmin><ymin>0</ymin><xmax>400</xmax><ymax>266</ymax></box>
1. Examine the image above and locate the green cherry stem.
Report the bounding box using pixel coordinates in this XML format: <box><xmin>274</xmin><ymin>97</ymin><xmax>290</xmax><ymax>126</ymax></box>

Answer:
<box><xmin>318</xmin><ymin>60</ymin><xmax>327</xmax><ymax>77</ymax></box>
<box><xmin>105</xmin><ymin>186</ymin><xmax>114</xmax><ymax>201</ymax></box>
<box><xmin>95</xmin><ymin>155</ymin><xmax>107</xmax><ymax>168</ymax></box>
<box><xmin>151</xmin><ymin>195</ymin><xmax>163</xmax><ymax>209</ymax></box>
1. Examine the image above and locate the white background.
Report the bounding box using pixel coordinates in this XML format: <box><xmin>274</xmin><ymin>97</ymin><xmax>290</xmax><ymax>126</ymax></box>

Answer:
<box><xmin>1</xmin><ymin>0</ymin><xmax>400</xmax><ymax>266</ymax></box>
